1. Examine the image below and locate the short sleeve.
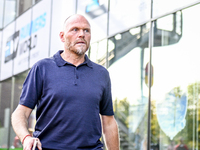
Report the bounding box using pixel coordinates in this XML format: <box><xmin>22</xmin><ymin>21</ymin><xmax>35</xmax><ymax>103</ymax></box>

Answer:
<box><xmin>99</xmin><ymin>72</ymin><xmax>114</xmax><ymax>116</ymax></box>
<box><xmin>19</xmin><ymin>64</ymin><xmax>43</xmax><ymax>109</ymax></box>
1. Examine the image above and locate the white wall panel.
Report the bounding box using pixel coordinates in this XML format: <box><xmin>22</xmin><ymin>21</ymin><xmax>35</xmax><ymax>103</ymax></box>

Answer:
<box><xmin>0</xmin><ymin>22</ymin><xmax>15</xmax><ymax>80</ymax></box>
<box><xmin>13</xmin><ymin>9</ymin><xmax>32</xmax><ymax>75</ymax></box>
<box><xmin>29</xmin><ymin>0</ymin><xmax>51</xmax><ymax>67</ymax></box>
<box><xmin>50</xmin><ymin>0</ymin><xmax>76</xmax><ymax>56</ymax></box>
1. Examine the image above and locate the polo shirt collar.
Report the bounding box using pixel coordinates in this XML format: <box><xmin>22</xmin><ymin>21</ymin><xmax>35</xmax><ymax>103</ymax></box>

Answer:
<box><xmin>53</xmin><ymin>50</ymin><xmax>93</xmax><ymax>68</ymax></box>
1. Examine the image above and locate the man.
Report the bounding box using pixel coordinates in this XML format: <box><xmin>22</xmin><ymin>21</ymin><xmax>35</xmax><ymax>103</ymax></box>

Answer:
<box><xmin>11</xmin><ymin>14</ymin><xmax>120</xmax><ymax>150</ymax></box>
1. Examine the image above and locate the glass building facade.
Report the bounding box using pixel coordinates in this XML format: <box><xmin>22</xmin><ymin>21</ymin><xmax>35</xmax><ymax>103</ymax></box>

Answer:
<box><xmin>0</xmin><ymin>0</ymin><xmax>200</xmax><ymax>149</ymax></box>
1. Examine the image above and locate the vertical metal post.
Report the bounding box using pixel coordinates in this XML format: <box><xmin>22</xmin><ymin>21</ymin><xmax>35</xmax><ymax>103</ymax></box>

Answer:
<box><xmin>28</xmin><ymin>0</ymin><xmax>33</xmax><ymax>69</ymax></box>
<box><xmin>0</xmin><ymin>83</ymin><xmax>1</xmax><ymax>115</ymax></box>
<box><xmin>8</xmin><ymin>77</ymin><xmax>15</xmax><ymax>150</ymax></box>
<box><xmin>101</xmin><ymin>0</ymin><xmax>110</xmax><ymax>149</ymax></box>
<box><xmin>48</xmin><ymin>0</ymin><xmax>53</xmax><ymax>57</ymax></box>
<box><xmin>147</xmin><ymin>0</ymin><xmax>153</xmax><ymax>149</ymax></box>
<box><xmin>192</xmin><ymin>84</ymin><xmax>195</xmax><ymax>150</ymax></box>
<box><xmin>75</xmin><ymin>0</ymin><xmax>78</xmax><ymax>14</ymax></box>
<box><xmin>197</xmin><ymin>83</ymin><xmax>199</xmax><ymax>150</ymax></box>
<box><xmin>0</xmin><ymin>0</ymin><xmax>5</xmax><ymax>79</ymax></box>
<box><xmin>9</xmin><ymin>0</ymin><xmax>18</xmax><ymax>147</ymax></box>
<box><xmin>2</xmin><ymin>0</ymin><xmax>6</xmax><ymax>27</ymax></box>
<box><xmin>12</xmin><ymin>0</ymin><xmax>17</xmax><ymax>76</ymax></box>
<box><xmin>0</xmin><ymin>0</ymin><xmax>6</xmax><ymax>80</ymax></box>
<box><xmin>106</xmin><ymin>0</ymin><xmax>110</xmax><ymax>69</ymax></box>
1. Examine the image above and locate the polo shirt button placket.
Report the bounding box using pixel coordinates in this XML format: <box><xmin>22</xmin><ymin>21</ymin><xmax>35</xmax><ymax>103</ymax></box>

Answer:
<box><xmin>74</xmin><ymin>67</ymin><xmax>78</xmax><ymax>85</ymax></box>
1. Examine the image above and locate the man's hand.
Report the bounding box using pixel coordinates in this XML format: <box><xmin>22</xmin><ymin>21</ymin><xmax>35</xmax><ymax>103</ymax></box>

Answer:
<box><xmin>23</xmin><ymin>136</ymin><xmax>42</xmax><ymax>150</ymax></box>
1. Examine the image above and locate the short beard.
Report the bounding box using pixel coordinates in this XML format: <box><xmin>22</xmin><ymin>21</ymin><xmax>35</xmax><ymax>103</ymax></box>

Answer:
<box><xmin>65</xmin><ymin>41</ymin><xmax>88</xmax><ymax>55</ymax></box>
<box><xmin>76</xmin><ymin>46</ymin><xmax>87</xmax><ymax>55</ymax></box>
<box><xmin>67</xmin><ymin>46</ymin><xmax>87</xmax><ymax>55</ymax></box>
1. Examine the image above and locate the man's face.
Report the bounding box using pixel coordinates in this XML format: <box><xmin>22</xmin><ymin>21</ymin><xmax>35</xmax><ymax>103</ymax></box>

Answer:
<box><xmin>60</xmin><ymin>15</ymin><xmax>91</xmax><ymax>55</ymax></box>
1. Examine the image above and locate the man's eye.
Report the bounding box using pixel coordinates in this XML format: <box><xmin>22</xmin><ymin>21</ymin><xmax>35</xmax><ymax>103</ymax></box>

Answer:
<box><xmin>84</xmin><ymin>29</ymin><xmax>89</xmax><ymax>33</ymax></box>
<box><xmin>73</xmin><ymin>28</ymin><xmax>78</xmax><ymax>31</ymax></box>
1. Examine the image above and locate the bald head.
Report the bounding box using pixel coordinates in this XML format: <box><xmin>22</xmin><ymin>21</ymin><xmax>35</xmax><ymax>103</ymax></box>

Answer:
<box><xmin>63</xmin><ymin>14</ymin><xmax>90</xmax><ymax>30</ymax></box>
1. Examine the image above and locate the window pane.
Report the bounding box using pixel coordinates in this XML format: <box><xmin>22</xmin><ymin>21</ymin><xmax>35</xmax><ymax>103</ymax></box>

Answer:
<box><xmin>4</xmin><ymin>0</ymin><xmax>16</xmax><ymax>27</ymax></box>
<box><xmin>108</xmin><ymin>24</ymin><xmax>150</xmax><ymax>150</ymax></box>
<box><xmin>10</xmin><ymin>71</ymin><xmax>28</xmax><ymax>149</ymax></box>
<box><xmin>0</xmin><ymin>0</ymin><xmax>4</xmax><ymax>28</ymax></box>
<box><xmin>18</xmin><ymin>0</ymin><xmax>32</xmax><ymax>16</ymax></box>
<box><xmin>33</xmin><ymin>0</ymin><xmax>42</xmax><ymax>5</ymax></box>
<box><xmin>109</xmin><ymin>0</ymin><xmax>151</xmax><ymax>36</ymax></box>
<box><xmin>0</xmin><ymin>78</ymin><xmax>12</xmax><ymax>148</ymax></box>
<box><xmin>153</xmin><ymin>0</ymin><xmax>199</xmax><ymax>18</ymax></box>
<box><xmin>151</xmin><ymin>4</ymin><xmax>200</xmax><ymax>150</ymax></box>
<box><xmin>90</xmin><ymin>39</ymin><xmax>107</xmax><ymax>67</ymax></box>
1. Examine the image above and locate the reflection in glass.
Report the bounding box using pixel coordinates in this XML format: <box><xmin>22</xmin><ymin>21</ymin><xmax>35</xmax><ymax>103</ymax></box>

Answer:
<box><xmin>109</xmin><ymin>0</ymin><xmax>151</xmax><ymax>36</ymax></box>
<box><xmin>18</xmin><ymin>0</ymin><xmax>32</xmax><ymax>16</ymax></box>
<box><xmin>0</xmin><ymin>0</ymin><xmax>4</xmax><ymax>28</ymax></box>
<box><xmin>0</xmin><ymin>78</ymin><xmax>12</xmax><ymax>149</ymax></box>
<box><xmin>89</xmin><ymin>42</ymin><xmax>99</xmax><ymax>63</ymax></box>
<box><xmin>154</xmin><ymin>11</ymin><xmax>182</xmax><ymax>47</ymax></box>
<box><xmin>4</xmin><ymin>0</ymin><xmax>16</xmax><ymax>27</ymax></box>
<box><xmin>108</xmin><ymin>24</ymin><xmax>150</xmax><ymax>67</ymax></box>
<box><xmin>151</xmin><ymin>4</ymin><xmax>200</xmax><ymax>150</ymax></box>
<box><xmin>33</xmin><ymin>0</ymin><xmax>42</xmax><ymax>5</ymax></box>
<box><xmin>108</xmin><ymin>24</ymin><xmax>150</xmax><ymax>150</ymax></box>
<box><xmin>10</xmin><ymin>71</ymin><xmax>29</xmax><ymax>149</ymax></box>
<box><xmin>89</xmin><ymin>39</ymin><xmax>107</xmax><ymax>67</ymax></box>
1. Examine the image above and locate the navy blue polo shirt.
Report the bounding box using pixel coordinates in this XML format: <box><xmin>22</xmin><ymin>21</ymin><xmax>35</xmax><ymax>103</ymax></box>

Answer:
<box><xmin>19</xmin><ymin>50</ymin><xmax>114</xmax><ymax>150</ymax></box>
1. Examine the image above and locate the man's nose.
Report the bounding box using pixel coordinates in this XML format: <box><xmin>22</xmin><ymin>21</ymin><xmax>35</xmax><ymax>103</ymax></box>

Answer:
<box><xmin>78</xmin><ymin>30</ymin><xmax>85</xmax><ymax>38</ymax></box>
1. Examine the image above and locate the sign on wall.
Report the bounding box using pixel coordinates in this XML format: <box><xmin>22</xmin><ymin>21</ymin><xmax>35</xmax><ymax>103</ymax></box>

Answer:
<box><xmin>0</xmin><ymin>0</ymin><xmax>51</xmax><ymax>80</ymax></box>
<box><xmin>0</xmin><ymin>22</ymin><xmax>15</xmax><ymax>80</ymax></box>
<box><xmin>29</xmin><ymin>0</ymin><xmax>51</xmax><ymax>67</ymax></box>
<box><xmin>13</xmin><ymin>9</ymin><xmax>32</xmax><ymax>75</ymax></box>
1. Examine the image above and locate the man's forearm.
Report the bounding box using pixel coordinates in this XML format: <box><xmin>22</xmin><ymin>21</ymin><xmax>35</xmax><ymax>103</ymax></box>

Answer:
<box><xmin>11</xmin><ymin>105</ymin><xmax>32</xmax><ymax>142</ymax></box>
<box><xmin>102</xmin><ymin>117</ymin><xmax>120</xmax><ymax>150</ymax></box>
<box><xmin>12</xmin><ymin>105</ymin><xmax>42</xmax><ymax>150</ymax></box>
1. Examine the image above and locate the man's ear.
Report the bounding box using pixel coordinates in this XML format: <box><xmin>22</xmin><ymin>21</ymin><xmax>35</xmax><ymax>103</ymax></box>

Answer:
<box><xmin>59</xmin><ymin>31</ymin><xmax>65</xmax><ymax>42</ymax></box>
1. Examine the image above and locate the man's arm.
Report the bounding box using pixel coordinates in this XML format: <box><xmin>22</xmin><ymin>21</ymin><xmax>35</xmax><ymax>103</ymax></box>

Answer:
<box><xmin>101</xmin><ymin>115</ymin><xmax>120</xmax><ymax>150</ymax></box>
<box><xmin>11</xmin><ymin>104</ymin><xmax>42</xmax><ymax>150</ymax></box>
